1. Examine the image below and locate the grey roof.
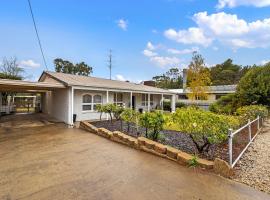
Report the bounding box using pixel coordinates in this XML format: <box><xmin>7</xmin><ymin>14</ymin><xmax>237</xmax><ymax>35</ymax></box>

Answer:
<box><xmin>41</xmin><ymin>71</ymin><xmax>173</xmax><ymax>94</ymax></box>
<box><xmin>169</xmin><ymin>85</ymin><xmax>237</xmax><ymax>94</ymax></box>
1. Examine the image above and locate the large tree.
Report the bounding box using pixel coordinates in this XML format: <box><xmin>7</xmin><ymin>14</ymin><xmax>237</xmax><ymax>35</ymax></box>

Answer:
<box><xmin>54</xmin><ymin>58</ymin><xmax>93</xmax><ymax>76</ymax></box>
<box><xmin>236</xmin><ymin>63</ymin><xmax>270</xmax><ymax>106</ymax></box>
<box><xmin>187</xmin><ymin>52</ymin><xmax>211</xmax><ymax>101</ymax></box>
<box><xmin>210</xmin><ymin>59</ymin><xmax>249</xmax><ymax>85</ymax></box>
<box><xmin>0</xmin><ymin>57</ymin><xmax>24</xmax><ymax>80</ymax></box>
<box><xmin>152</xmin><ymin>67</ymin><xmax>183</xmax><ymax>89</ymax></box>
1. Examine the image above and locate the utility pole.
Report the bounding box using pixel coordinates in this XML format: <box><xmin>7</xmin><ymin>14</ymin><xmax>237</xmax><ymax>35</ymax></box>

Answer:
<box><xmin>108</xmin><ymin>49</ymin><xmax>112</xmax><ymax>80</ymax></box>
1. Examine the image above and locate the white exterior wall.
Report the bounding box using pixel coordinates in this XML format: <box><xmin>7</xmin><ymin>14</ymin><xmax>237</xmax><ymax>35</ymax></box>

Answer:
<box><xmin>42</xmin><ymin>88</ymin><xmax>71</xmax><ymax>124</ymax></box>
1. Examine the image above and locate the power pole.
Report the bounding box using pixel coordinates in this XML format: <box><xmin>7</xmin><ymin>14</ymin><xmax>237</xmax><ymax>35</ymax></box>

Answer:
<box><xmin>108</xmin><ymin>49</ymin><xmax>112</xmax><ymax>80</ymax></box>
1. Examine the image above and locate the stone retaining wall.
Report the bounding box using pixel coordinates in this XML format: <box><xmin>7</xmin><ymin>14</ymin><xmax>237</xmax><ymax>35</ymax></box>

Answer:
<box><xmin>80</xmin><ymin>121</ymin><xmax>232</xmax><ymax>177</ymax></box>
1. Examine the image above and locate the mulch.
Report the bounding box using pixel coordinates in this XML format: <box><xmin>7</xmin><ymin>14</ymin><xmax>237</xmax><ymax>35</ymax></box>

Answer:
<box><xmin>91</xmin><ymin>120</ymin><xmax>236</xmax><ymax>161</ymax></box>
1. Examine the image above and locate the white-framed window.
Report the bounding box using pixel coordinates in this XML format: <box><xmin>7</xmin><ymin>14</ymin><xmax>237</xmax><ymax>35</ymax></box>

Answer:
<box><xmin>82</xmin><ymin>94</ymin><xmax>102</xmax><ymax>112</ymax></box>
<box><xmin>113</xmin><ymin>93</ymin><xmax>123</xmax><ymax>106</ymax></box>
<box><xmin>142</xmin><ymin>94</ymin><xmax>153</xmax><ymax>106</ymax></box>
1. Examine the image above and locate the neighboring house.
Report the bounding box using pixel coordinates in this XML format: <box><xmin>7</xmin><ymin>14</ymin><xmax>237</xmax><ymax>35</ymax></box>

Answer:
<box><xmin>169</xmin><ymin>85</ymin><xmax>237</xmax><ymax>109</ymax></box>
<box><xmin>37</xmin><ymin>71</ymin><xmax>175</xmax><ymax>125</ymax></box>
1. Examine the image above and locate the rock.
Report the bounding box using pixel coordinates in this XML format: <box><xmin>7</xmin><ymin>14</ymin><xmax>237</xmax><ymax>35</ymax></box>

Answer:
<box><xmin>214</xmin><ymin>158</ymin><xmax>233</xmax><ymax>178</ymax></box>
<box><xmin>154</xmin><ymin>143</ymin><xmax>167</xmax><ymax>154</ymax></box>
<box><xmin>166</xmin><ymin>146</ymin><xmax>179</xmax><ymax>160</ymax></box>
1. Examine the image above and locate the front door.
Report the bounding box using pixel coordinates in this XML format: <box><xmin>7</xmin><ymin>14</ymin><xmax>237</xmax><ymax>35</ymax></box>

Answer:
<box><xmin>132</xmin><ymin>96</ymin><xmax>136</xmax><ymax>110</ymax></box>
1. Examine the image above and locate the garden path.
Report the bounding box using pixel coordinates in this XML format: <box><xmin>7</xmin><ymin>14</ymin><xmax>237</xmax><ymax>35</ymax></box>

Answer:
<box><xmin>233</xmin><ymin>119</ymin><xmax>270</xmax><ymax>194</ymax></box>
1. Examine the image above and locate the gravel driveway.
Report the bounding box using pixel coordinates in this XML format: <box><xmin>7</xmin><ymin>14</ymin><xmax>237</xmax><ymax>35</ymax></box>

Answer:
<box><xmin>233</xmin><ymin>119</ymin><xmax>270</xmax><ymax>194</ymax></box>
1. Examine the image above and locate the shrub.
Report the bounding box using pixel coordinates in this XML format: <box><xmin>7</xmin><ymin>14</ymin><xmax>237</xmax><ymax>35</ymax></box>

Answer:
<box><xmin>170</xmin><ymin>107</ymin><xmax>240</xmax><ymax>153</ymax></box>
<box><xmin>139</xmin><ymin>112</ymin><xmax>152</xmax><ymax>138</ymax></box>
<box><xmin>95</xmin><ymin>104</ymin><xmax>105</xmax><ymax>120</ymax></box>
<box><xmin>163</xmin><ymin>100</ymin><xmax>186</xmax><ymax>111</ymax></box>
<box><xmin>236</xmin><ymin>64</ymin><xmax>270</xmax><ymax>106</ymax></box>
<box><xmin>209</xmin><ymin>93</ymin><xmax>237</xmax><ymax>115</ymax></box>
<box><xmin>147</xmin><ymin>111</ymin><xmax>165</xmax><ymax>141</ymax></box>
<box><xmin>188</xmin><ymin>155</ymin><xmax>199</xmax><ymax>167</ymax></box>
<box><xmin>102</xmin><ymin>104</ymin><xmax>115</xmax><ymax>122</ymax></box>
<box><xmin>139</xmin><ymin>111</ymin><xmax>165</xmax><ymax>141</ymax></box>
<box><xmin>236</xmin><ymin>105</ymin><xmax>268</xmax><ymax>124</ymax></box>
<box><xmin>120</xmin><ymin>108</ymin><xmax>138</xmax><ymax>132</ymax></box>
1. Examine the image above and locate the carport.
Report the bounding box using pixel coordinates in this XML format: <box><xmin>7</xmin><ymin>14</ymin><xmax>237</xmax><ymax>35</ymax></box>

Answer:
<box><xmin>0</xmin><ymin>78</ymin><xmax>66</xmax><ymax>121</ymax></box>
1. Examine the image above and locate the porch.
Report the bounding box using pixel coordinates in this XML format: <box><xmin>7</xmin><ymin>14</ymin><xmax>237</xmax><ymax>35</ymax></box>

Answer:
<box><xmin>72</xmin><ymin>87</ymin><xmax>176</xmax><ymax>122</ymax></box>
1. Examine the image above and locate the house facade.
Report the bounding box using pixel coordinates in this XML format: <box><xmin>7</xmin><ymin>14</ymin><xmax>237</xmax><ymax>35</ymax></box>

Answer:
<box><xmin>39</xmin><ymin>71</ymin><xmax>176</xmax><ymax>125</ymax></box>
<box><xmin>169</xmin><ymin>85</ymin><xmax>236</xmax><ymax>109</ymax></box>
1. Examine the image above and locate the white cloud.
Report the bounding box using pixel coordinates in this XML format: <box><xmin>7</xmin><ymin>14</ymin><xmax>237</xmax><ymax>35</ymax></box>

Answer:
<box><xmin>217</xmin><ymin>0</ymin><xmax>270</xmax><ymax>9</ymax></box>
<box><xmin>20</xmin><ymin>59</ymin><xmax>40</xmax><ymax>69</ymax></box>
<box><xmin>142</xmin><ymin>42</ymin><xmax>181</xmax><ymax>68</ymax></box>
<box><xmin>165</xmin><ymin>11</ymin><xmax>270</xmax><ymax>49</ymax></box>
<box><xmin>260</xmin><ymin>59</ymin><xmax>270</xmax><ymax>65</ymax></box>
<box><xmin>164</xmin><ymin>27</ymin><xmax>213</xmax><ymax>47</ymax></box>
<box><xmin>167</xmin><ymin>47</ymin><xmax>199</xmax><ymax>55</ymax></box>
<box><xmin>150</xmin><ymin>56</ymin><xmax>181</xmax><ymax>68</ymax></box>
<box><xmin>116</xmin><ymin>19</ymin><xmax>128</xmax><ymax>31</ymax></box>
<box><xmin>115</xmin><ymin>74</ymin><xmax>126</xmax><ymax>81</ymax></box>
<box><xmin>143</xmin><ymin>49</ymin><xmax>157</xmax><ymax>57</ymax></box>
<box><xmin>146</xmin><ymin>42</ymin><xmax>156</xmax><ymax>50</ymax></box>
<box><xmin>152</xmin><ymin>29</ymin><xmax>158</xmax><ymax>34</ymax></box>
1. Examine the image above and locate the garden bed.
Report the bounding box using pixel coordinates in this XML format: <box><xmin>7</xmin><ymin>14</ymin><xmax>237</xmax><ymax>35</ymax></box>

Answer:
<box><xmin>91</xmin><ymin>120</ymin><xmax>231</xmax><ymax>162</ymax></box>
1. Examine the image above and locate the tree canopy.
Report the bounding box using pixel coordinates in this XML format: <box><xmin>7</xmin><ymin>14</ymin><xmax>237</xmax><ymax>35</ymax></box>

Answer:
<box><xmin>236</xmin><ymin>63</ymin><xmax>270</xmax><ymax>106</ymax></box>
<box><xmin>209</xmin><ymin>59</ymin><xmax>249</xmax><ymax>85</ymax></box>
<box><xmin>187</xmin><ymin>52</ymin><xmax>211</xmax><ymax>100</ymax></box>
<box><xmin>152</xmin><ymin>67</ymin><xmax>183</xmax><ymax>89</ymax></box>
<box><xmin>0</xmin><ymin>57</ymin><xmax>24</xmax><ymax>80</ymax></box>
<box><xmin>54</xmin><ymin>58</ymin><xmax>93</xmax><ymax>76</ymax></box>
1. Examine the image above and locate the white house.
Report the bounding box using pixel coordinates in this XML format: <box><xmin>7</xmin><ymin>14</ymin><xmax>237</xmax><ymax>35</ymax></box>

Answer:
<box><xmin>35</xmin><ymin>71</ymin><xmax>175</xmax><ymax>125</ymax></box>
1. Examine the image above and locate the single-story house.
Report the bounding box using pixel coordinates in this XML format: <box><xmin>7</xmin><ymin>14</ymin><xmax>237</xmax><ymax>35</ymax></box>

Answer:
<box><xmin>169</xmin><ymin>85</ymin><xmax>236</xmax><ymax>109</ymax></box>
<box><xmin>36</xmin><ymin>71</ymin><xmax>175</xmax><ymax>125</ymax></box>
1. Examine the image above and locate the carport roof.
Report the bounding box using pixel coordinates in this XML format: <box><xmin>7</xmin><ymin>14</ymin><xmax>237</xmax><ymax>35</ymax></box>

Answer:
<box><xmin>0</xmin><ymin>78</ymin><xmax>66</xmax><ymax>92</ymax></box>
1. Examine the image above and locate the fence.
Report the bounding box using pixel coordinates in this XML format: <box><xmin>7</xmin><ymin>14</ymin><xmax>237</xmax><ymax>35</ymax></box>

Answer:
<box><xmin>228</xmin><ymin>116</ymin><xmax>263</xmax><ymax>168</ymax></box>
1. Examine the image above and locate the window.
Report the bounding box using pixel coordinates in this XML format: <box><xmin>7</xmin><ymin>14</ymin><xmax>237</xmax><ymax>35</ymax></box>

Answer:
<box><xmin>113</xmin><ymin>93</ymin><xmax>123</xmax><ymax>106</ymax></box>
<box><xmin>142</xmin><ymin>94</ymin><xmax>153</xmax><ymax>106</ymax></box>
<box><xmin>93</xmin><ymin>95</ymin><xmax>102</xmax><ymax>111</ymax></box>
<box><xmin>82</xmin><ymin>94</ymin><xmax>102</xmax><ymax>112</ymax></box>
<box><xmin>82</xmin><ymin>94</ymin><xmax>92</xmax><ymax>111</ymax></box>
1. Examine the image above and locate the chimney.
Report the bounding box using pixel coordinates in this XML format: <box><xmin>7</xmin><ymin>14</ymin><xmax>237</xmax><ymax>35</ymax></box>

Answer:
<box><xmin>183</xmin><ymin>69</ymin><xmax>187</xmax><ymax>89</ymax></box>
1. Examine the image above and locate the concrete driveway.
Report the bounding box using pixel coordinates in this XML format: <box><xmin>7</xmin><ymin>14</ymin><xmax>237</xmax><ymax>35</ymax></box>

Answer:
<box><xmin>0</xmin><ymin>114</ymin><xmax>269</xmax><ymax>200</ymax></box>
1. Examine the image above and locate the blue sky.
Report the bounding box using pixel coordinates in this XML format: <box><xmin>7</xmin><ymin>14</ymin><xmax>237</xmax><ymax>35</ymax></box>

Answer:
<box><xmin>1</xmin><ymin>0</ymin><xmax>270</xmax><ymax>82</ymax></box>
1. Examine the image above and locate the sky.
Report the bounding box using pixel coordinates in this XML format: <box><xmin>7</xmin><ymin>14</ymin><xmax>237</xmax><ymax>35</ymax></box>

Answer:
<box><xmin>0</xmin><ymin>0</ymin><xmax>270</xmax><ymax>82</ymax></box>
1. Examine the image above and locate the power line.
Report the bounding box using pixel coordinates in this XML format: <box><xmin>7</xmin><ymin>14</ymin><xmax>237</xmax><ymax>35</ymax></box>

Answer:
<box><xmin>27</xmin><ymin>0</ymin><xmax>48</xmax><ymax>71</ymax></box>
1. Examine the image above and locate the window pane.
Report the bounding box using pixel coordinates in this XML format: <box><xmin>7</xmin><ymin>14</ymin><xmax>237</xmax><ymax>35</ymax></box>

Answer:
<box><xmin>94</xmin><ymin>95</ymin><xmax>102</xmax><ymax>103</ymax></box>
<box><xmin>82</xmin><ymin>105</ymin><xmax>92</xmax><ymax>111</ymax></box>
<box><xmin>114</xmin><ymin>93</ymin><xmax>117</xmax><ymax>102</ymax></box>
<box><xmin>83</xmin><ymin>95</ymin><xmax>92</xmax><ymax>103</ymax></box>
<box><xmin>142</xmin><ymin>94</ymin><xmax>146</xmax><ymax>101</ymax></box>
<box><xmin>150</xmin><ymin>94</ymin><xmax>153</xmax><ymax>101</ymax></box>
<box><xmin>118</xmin><ymin>93</ymin><xmax>123</xmax><ymax>102</ymax></box>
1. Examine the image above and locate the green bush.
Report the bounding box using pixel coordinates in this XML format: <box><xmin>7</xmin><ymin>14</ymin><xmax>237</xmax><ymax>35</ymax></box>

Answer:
<box><xmin>170</xmin><ymin>107</ymin><xmax>240</xmax><ymax>153</ymax></box>
<box><xmin>139</xmin><ymin>111</ymin><xmax>165</xmax><ymax>141</ymax></box>
<box><xmin>209</xmin><ymin>93</ymin><xmax>238</xmax><ymax>115</ymax></box>
<box><xmin>120</xmin><ymin>108</ymin><xmax>138</xmax><ymax>132</ymax></box>
<box><xmin>236</xmin><ymin>64</ymin><xmax>270</xmax><ymax>106</ymax></box>
<box><xmin>236</xmin><ymin>105</ymin><xmax>268</xmax><ymax>124</ymax></box>
<box><xmin>163</xmin><ymin>100</ymin><xmax>186</xmax><ymax>111</ymax></box>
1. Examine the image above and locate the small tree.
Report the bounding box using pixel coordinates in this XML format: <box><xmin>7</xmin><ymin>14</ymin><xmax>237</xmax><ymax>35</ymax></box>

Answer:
<box><xmin>0</xmin><ymin>57</ymin><xmax>24</xmax><ymax>80</ymax></box>
<box><xmin>120</xmin><ymin>108</ymin><xmax>138</xmax><ymax>132</ymax></box>
<box><xmin>139</xmin><ymin>112</ymin><xmax>152</xmax><ymax>137</ymax></box>
<box><xmin>96</xmin><ymin>104</ymin><xmax>105</xmax><ymax>121</ymax></box>
<box><xmin>112</xmin><ymin>105</ymin><xmax>124</xmax><ymax>121</ymax></box>
<box><xmin>103</xmin><ymin>104</ymin><xmax>115</xmax><ymax>122</ymax></box>
<box><xmin>148</xmin><ymin>111</ymin><xmax>165</xmax><ymax>141</ymax></box>
<box><xmin>187</xmin><ymin>52</ymin><xmax>211</xmax><ymax>101</ymax></box>
<box><xmin>171</xmin><ymin>107</ymin><xmax>239</xmax><ymax>153</ymax></box>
